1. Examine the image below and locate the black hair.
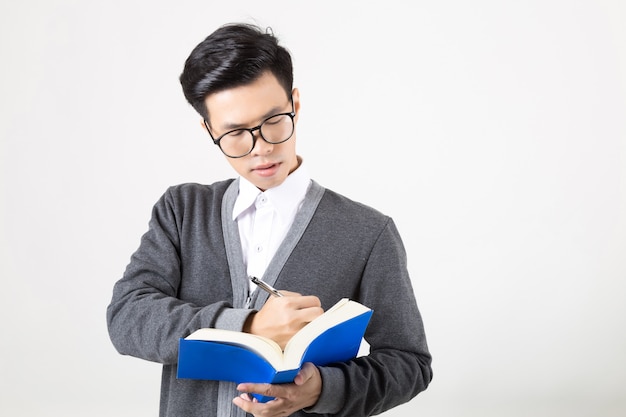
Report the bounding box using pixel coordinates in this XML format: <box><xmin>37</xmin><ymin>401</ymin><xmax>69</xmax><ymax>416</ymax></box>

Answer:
<box><xmin>179</xmin><ymin>23</ymin><xmax>294</xmax><ymax>119</ymax></box>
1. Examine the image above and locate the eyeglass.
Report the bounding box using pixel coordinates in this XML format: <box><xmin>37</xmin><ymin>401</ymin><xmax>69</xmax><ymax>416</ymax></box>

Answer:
<box><xmin>204</xmin><ymin>97</ymin><xmax>296</xmax><ymax>158</ymax></box>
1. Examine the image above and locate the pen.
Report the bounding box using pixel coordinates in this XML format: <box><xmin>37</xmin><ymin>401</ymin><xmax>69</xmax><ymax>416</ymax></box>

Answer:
<box><xmin>250</xmin><ymin>276</ymin><xmax>284</xmax><ymax>297</ymax></box>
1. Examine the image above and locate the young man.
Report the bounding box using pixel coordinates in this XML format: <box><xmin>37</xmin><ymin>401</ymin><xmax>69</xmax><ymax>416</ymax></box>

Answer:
<box><xmin>107</xmin><ymin>23</ymin><xmax>432</xmax><ymax>417</ymax></box>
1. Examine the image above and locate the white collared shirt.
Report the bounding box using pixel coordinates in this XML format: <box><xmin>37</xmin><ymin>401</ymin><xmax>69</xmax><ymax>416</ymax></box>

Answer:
<box><xmin>232</xmin><ymin>158</ymin><xmax>311</xmax><ymax>293</ymax></box>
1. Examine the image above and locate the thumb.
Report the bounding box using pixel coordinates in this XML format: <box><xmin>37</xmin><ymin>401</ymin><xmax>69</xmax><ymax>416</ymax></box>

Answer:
<box><xmin>294</xmin><ymin>362</ymin><xmax>317</xmax><ymax>386</ymax></box>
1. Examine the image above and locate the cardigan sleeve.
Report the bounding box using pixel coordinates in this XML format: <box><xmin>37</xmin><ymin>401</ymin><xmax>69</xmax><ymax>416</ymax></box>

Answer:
<box><xmin>106</xmin><ymin>186</ymin><xmax>252</xmax><ymax>365</ymax></box>
<box><xmin>305</xmin><ymin>218</ymin><xmax>433</xmax><ymax>415</ymax></box>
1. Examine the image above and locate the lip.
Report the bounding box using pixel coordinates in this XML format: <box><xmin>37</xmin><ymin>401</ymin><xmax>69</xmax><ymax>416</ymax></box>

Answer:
<box><xmin>252</xmin><ymin>161</ymin><xmax>280</xmax><ymax>177</ymax></box>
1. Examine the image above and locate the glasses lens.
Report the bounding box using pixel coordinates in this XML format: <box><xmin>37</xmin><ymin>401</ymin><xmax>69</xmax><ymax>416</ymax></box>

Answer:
<box><xmin>219</xmin><ymin>130</ymin><xmax>253</xmax><ymax>158</ymax></box>
<box><xmin>216</xmin><ymin>113</ymin><xmax>294</xmax><ymax>158</ymax></box>
<box><xmin>260</xmin><ymin>114</ymin><xmax>294</xmax><ymax>144</ymax></box>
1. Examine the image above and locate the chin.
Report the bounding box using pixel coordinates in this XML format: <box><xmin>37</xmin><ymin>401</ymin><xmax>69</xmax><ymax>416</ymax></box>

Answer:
<box><xmin>258</xmin><ymin>176</ymin><xmax>286</xmax><ymax>191</ymax></box>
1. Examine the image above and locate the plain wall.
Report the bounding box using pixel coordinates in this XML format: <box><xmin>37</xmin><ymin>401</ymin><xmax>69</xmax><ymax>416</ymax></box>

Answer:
<box><xmin>1</xmin><ymin>1</ymin><xmax>625</xmax><ymax>416</ymax></box>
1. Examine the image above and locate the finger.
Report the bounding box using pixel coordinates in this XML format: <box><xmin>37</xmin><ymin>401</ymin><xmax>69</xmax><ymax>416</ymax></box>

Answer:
<box><xmin>294</xmin><ymin>303</ymin><xmax>324</xmax><ymax>322</ymax></box>
<box><xmin>232</xmin><ymin>396</ymin><xmax>254</xmax><ymax>413</ymax></box>
<box><xmin>237</xmin><ymin>382</ymin><xmax>273</xmax><ymax>399</ymax></box>
<box><xmin>236</xmin><ymin>392</ymin><xmax>253</xmax><ymax>402</ymax></box>
<box><xmin>280</xmin><ymin>294</ymin><xmax>322</xmax><ymax>310</ymax></box>
<box><xmin>233</xmin><ymin>390</ymin><xmax>264</xmax><ymax>413</ymax></box>
<box><xmin>294</xmin><ymin>362</ymin><xmax>316</xmax><ymax>385</ymax></box>
<box><xmin>276</xmin><ymin>290</ymin><xmax>302</xmax><ymax>297</ymax></box>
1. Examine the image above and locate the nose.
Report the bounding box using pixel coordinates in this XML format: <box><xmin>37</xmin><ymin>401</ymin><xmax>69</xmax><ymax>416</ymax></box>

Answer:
<box><xmin>251</xmin><ymin>130</ymin><xmax>273</xmax><ymax>155</ymax></box>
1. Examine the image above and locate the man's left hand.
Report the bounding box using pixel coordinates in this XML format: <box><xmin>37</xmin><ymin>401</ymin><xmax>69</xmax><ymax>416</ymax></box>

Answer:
<box><xmin>233</xmin><ymin>362</ymin><xmax>322</xmax><ymax>416</ymax></box>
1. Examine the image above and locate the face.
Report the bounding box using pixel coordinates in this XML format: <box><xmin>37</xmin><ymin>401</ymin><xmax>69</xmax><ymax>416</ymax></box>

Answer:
<box><xmin>204</xmin><ymin>72</ymin><xmax>301</xmax><ymax>191</ymax></box>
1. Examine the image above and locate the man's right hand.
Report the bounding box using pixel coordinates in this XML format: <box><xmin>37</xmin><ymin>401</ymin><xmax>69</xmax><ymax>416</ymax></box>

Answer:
<box><xmin>243</xmin><ymin>291</ymin><xmax>323</xmax><ymax>350</ymax></box>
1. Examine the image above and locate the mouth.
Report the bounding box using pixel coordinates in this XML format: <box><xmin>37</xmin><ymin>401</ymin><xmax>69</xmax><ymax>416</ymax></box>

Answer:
<box><xmin>252</xmin><ymin>162</ymin><xmax>280</xmax><ymax>177</ymax></box>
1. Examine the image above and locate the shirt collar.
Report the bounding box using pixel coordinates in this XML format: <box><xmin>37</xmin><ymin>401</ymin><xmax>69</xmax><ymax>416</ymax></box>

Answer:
<box><xmin>232</xmin><ymin>157</ymin><xmax>311</xmax><ymax>221</ymax></box>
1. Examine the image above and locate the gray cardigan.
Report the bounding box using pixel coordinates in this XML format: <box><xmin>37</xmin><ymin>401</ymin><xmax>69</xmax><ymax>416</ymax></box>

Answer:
<box><xmin>107</xmin><ymin>179</ymin><xmax>432</xmax><ymax>416</ymax></box>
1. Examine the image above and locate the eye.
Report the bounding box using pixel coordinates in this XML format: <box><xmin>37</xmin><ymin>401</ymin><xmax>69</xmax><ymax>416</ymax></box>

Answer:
<box><xmin>264</xmin><ymin>116</ymin><xmax>283</xmax><ymax>126</ymax></box>
<box><xmin>227</xmin><ymin>129</ymin><xmax>247</xmax><ymax>138</ymax></box>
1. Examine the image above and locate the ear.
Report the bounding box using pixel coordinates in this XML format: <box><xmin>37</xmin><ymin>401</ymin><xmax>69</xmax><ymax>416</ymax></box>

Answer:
<box><xmin>200</xmin><ymin>118</ymin><xmax>215</xmax><ymax>139</ymax></box>
<box><xmin>291</xmin><ymin>87</ymin><xmax>301</xmax><ymax>123</ymax></box>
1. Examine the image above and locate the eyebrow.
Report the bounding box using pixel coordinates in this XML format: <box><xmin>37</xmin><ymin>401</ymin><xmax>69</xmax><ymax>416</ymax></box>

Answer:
<box><xmin>220</xmin><ymin>103</ymin><xmax>288</xmax><ymax>131</ymax></box>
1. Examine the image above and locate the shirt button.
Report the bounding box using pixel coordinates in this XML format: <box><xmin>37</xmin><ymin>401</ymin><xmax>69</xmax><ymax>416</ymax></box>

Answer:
<box><xmin>256</xmin><ymin>245</ymin><xmax>263</xmax><ymax>252</ymax></box>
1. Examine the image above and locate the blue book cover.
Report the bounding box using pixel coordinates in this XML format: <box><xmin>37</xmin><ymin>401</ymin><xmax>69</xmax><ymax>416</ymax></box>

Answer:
<box><xmin>177</xmin><ymin>299</ymin><xmax>373</xmax><ymax>402</ymax></box>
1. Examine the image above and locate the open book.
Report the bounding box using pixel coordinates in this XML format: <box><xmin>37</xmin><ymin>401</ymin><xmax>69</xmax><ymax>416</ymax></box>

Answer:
<box><xmin>177</xmin><ymin>298</ymin><xmax>373</xmax><ymax>402</ymax></box>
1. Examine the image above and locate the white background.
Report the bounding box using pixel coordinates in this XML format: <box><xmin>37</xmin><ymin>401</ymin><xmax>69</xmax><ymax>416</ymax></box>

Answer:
<box><xmin>1</xmin><ymin>1</ymin><xmax>625</xmax><ymax>416</ymax></box>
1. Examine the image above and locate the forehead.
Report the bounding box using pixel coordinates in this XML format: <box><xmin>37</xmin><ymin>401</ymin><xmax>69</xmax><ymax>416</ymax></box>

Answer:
<box><xmin>205</xmin><ymin>72</ymin><xmax>290</xmax><ymax>130</ymax></box>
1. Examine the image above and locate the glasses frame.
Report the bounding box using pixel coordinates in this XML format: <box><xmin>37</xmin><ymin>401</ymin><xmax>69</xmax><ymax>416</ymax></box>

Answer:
<box><xmin>204</xmin><ymin>96</ymin><xmax>296</xmax><ymax>158</ymax></box>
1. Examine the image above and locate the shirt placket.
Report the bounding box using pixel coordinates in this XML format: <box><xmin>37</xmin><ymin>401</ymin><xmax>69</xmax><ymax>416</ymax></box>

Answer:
<box><xmin>247</xmin><ymin>193</ymin><xmax>273</xmax><ymax>282</ymax></box>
